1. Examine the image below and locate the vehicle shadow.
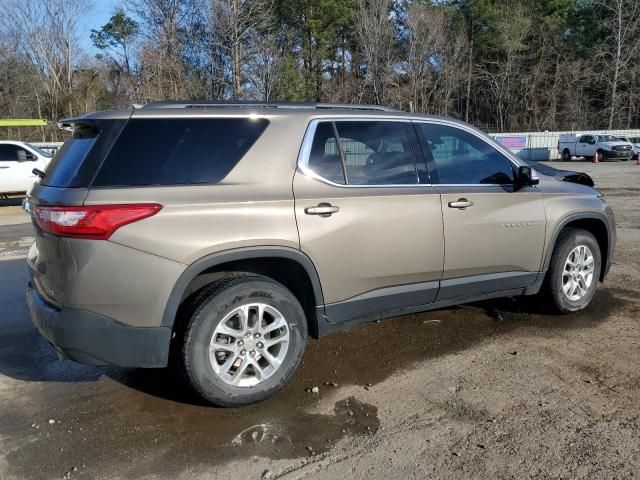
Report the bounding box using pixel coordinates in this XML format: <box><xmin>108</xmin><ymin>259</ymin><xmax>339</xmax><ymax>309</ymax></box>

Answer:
<box><xmin>0</xmin><ymin>197</ymin><xmax>24</xmax><ymax>207</ymax></box>
<box><xmin>0</xmin><ymin>253</ymin><xmax>630</xmax><ymax>403</ymax></box>
<box><xmin>97</xmin><ymin>286</ymin><xmax>630</xmax><ymax>406</ymax></box>
<box><xmin>0</xmin><ymin>258</ymin><xmax>109</xmax><ymax>383</ymax></box>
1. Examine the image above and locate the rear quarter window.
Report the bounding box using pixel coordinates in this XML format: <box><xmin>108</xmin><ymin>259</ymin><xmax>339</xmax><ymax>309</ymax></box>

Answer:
<box><xmin>41</xmin><ymin>125</ymin><xmax>98</xmax><ymax>187</ymax></box>
<box><xmin>92</xmin><ymin>118</ymin><xmax>269</xmax><ymax>187</ymax></box>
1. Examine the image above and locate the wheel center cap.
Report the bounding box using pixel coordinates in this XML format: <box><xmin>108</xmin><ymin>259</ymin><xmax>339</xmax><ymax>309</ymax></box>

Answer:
<box><xmin>244</xmin><ymin>337</ymin><xmax>257</xmax><ymax>350</ymax></box>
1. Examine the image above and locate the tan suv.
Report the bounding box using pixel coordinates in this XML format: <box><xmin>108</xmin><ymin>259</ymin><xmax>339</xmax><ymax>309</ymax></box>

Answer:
<box><xmin>26</xmin><ymin>102</ymin><xmax>616</xmax><ymax>406</ymax></box>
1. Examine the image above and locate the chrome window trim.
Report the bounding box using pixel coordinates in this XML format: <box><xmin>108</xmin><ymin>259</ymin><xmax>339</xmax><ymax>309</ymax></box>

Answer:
<box><xmin>296</xmin><ymin>118</ymin><xmax>428</xmax><ymax>189</ymax></box>
<box><xmin>296</xmin><ymin>116</ymin><xmax>528</xmax><ymax>188</ymax></box>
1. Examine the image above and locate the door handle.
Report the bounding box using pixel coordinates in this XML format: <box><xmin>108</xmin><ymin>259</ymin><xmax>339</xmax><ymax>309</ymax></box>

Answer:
<box><xmin>0</xmin><ymin>166</ymin><xmax>9</xmax><ymax>169</ymax></box>
<box><xmin>304</xmin><ymin>203</ymin><xmax>339</xmax><ymax>217</ymax></box>
<box><xmin>448</xmin><ymin>198</ymin><xmax>474</xmax><ymax>209</ymax></box>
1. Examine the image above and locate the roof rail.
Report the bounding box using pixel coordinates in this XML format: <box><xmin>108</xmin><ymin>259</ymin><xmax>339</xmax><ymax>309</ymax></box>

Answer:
<box><xmin>315</xmin><ymin>103</ymin><xmax>399</xmax><ymax>112</ymax></box>
<box><xmin>141</xmin><ymin>100</ymin><xmax>400</xmax><ymax>112</ymax></box>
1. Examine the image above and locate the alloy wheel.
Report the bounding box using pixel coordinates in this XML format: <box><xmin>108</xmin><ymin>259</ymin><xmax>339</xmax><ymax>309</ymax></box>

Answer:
<box><xmin>209</xmin><ymin>303</ymin><xmax>290</xmax><ymax>387</ymax></box>
<box><xmin>562</xmin><ymin>245</ymin><xmax>595</xmax><ymax>301</ymax></box>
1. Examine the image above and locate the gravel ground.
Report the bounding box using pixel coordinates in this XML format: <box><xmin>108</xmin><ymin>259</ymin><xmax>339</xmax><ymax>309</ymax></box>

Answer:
<box><xmin>0</xmin><ymin>160</ymin><xmax>639</xmax><ymax>480</ymax></box>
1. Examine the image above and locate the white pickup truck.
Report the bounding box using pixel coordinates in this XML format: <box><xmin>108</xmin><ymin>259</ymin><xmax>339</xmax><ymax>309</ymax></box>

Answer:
<box><xmin>558</xmin><ymin>133</ymin><xmax>633</xmax><ymax>162</ymax></box>
<box><xmin>617</xmin><ymin>135</ymin><xmax>640</xmax><ymax>160</ymax></box>
<box><xmin>0</xmin><ymin>140</ymin><xmax>52</xmax><ymax>196</ymax></box>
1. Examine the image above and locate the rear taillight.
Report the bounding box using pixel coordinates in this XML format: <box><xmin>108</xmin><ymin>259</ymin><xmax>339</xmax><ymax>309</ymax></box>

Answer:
<box><xmin>34</xmin><ymin>204</ymin><xmax>162</xmax><ymax>240</ymax></box>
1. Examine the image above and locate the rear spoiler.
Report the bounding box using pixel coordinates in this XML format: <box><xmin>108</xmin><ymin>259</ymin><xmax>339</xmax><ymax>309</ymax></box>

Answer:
<box><xmin>57</xmin><ymin>110</ymin><xmax>133</xmax><ymax>132</ymax></box>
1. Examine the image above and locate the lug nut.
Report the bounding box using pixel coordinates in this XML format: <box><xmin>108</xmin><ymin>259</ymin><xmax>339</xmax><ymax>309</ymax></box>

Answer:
<box><xmin>245</xmin><ymin>333</ymin><xmax>251</xmax><ymax>339</ymax></box>
<box><xmin>249</xmin><ymin>350</ymin><xmax>255</xmax><ymax>357</ymax></box>
<box><xmin>254</xmin><ymin>333</ymin><xmax>260</xmax><ymax>339</ymax></box>
<box><xmin>237</xmin><ymin>340</ymin><xmax>243</xmax><ymax>347</ymax></box>
<box><xmin>257</xmin><ymin>342</ymin><xmax>264</xmax><ymax>349</ymax></box>
<box><xmin>240</xmin><ymin>349</ymin><xmax>246</xmax><ymax>355</ymax></box>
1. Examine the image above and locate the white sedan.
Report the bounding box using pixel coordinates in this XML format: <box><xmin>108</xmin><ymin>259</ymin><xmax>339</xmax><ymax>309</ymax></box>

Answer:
<box><xmin>0</xmin><ymin>141</ymin><xmax>52</xmax><ymax>196</ymax></box>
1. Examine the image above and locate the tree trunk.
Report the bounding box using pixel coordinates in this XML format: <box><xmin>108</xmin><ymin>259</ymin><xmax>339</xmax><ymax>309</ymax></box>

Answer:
<box><xmin>465</xmin><ymin>30</ymin><xmax>473</xmax><ymax>123</ymax></box>
<box><xmin>608</xmin><ymin>3</ymin><xmax>624</xmax><ymax>129</ymax></box>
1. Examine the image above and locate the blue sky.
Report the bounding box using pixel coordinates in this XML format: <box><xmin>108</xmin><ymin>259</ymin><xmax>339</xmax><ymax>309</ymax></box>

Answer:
<box><xmin>79</xmin><ymin>0</ymin><xmax>116</xmax><ymax>54</ymax></box>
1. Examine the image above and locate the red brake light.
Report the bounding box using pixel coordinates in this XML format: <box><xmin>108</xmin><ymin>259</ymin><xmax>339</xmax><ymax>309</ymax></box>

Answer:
<box><xmin>34</xmin><ymin>204</ymin><xmax>162</xmax><ymax>240</ymax></box>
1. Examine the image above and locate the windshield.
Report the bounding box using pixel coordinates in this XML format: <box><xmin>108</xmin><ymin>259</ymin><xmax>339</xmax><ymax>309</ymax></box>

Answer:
<box><xmin>26</xmin><ymin>143</ymin><xmax>53</xmax><ymax>158</ymax></box>
<box><xmin>629</xmin><ymin>137</ymin><xmax>640</xmax><ymax>143</ymax></box>
<box><xmin>596</xmin><ymin>135</ymin><xmax>620</xmax><ymax>142</ymax></box>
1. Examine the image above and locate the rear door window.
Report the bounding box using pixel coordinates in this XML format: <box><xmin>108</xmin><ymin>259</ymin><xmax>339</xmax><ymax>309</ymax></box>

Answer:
<box><xmin>306</xmin><ymin>121</ymin><xmax>418</xmax><ymax>186</ymax></box>
<box><xmin>93</xmin><ymin>118</ymin><xmax>269</xmax><ymax>187</ymax></box>
<box><xmin>335</xmin><ymin>122</ymin><xmax>418</xmax><ymax>185</ymax></box>
<box><xmin>307</xmin><ymin>122</ymin><xmax>346</xmax><ymax>185</ymax></box>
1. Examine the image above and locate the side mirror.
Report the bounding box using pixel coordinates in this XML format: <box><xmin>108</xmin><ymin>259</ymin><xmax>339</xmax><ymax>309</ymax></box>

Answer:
<box><xmin>516</xmin><ymin>165</ymin><xmax>539</xmax><ymax>187</ymax></box>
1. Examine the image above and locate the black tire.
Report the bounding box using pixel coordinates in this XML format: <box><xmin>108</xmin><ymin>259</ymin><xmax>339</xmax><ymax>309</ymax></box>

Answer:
<box><xmin>561</xmin><ymin>149</ymin><xmax>571</xmax><ymax>162</ymax></box>
<box><xmin>179</xmin><ymin>274</ymin><xmax>307</xmax><ymax>406</ymax></box>
<box><xmin>541</xmin><ymin>228</ymin><xmax>601</xmax><ymax>314</ymax></box>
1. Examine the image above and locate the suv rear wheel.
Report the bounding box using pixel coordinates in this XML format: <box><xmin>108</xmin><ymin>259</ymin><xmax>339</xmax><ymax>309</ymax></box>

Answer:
<box><xmin>179</xmin><ymin>275</ymin><xmax>307</xmax><ymax>406</ymax></box>
<box><xmin>561</xmin><ymin>148</ymin><xmax>571</xmax><ymax>162</ymax></box>
<box><xmin>543</xmin><ymin>228</ymin><xmax>601</xmax><ymax>313</ymax></box>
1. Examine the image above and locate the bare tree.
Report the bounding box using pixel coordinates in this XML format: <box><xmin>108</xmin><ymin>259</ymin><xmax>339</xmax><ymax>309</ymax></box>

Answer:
<box><xmin>355</xmin><ymin>0</ymin><xmax>395</xmax><ymax>105</ymax></box>
<box><xmin>596</xmin><ymin>0</ymin><xmax>640</xmax><ymax>128</ymax></box>
<box><xmin>209</xmin><ymin>0</ymin><xmax>273</xmax><ymax>99</ymax></box>
<box><xmin>0</xmin><ymin>0</ymin><xmax>84</xmax><ymax>121</ymax></box>
<box><xmin>481</xmin><ymin>4</ymin><xmax>531</xmax><ymax>131</ymax></box>
<box><xmin>245</xmin><ymin>30</ymin><xmax>283</xmax><ymax>100</ymax></box>
<box><xmin>437</xmin><ymin>25</ymin><xmax>468</xmax><ymax>116</ymax></box>
<box><xmin>2</xmin><ymin>0</ymin><xmax>640</xmax><ymax>139</ymax></box>
<box><xmin>126</xmin><ymin>0</ymin><xmax>202</xmax><ymax>99</ymax></box>
<box><xmin>405</xmin><ymin>2</ymin><xmax>445</xmax><ymax>112</ymax></box>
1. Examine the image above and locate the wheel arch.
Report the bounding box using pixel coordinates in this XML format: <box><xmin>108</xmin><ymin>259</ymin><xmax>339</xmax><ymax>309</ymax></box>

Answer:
<box><xmin>162</xmin><ymin>247</ymin><xmax>325</xmax><ymax>337</ymax></box>
<box><xmin>543</xmin><ymin>213</ymin><xmax>611</xmax><ymax>282</ymax></box>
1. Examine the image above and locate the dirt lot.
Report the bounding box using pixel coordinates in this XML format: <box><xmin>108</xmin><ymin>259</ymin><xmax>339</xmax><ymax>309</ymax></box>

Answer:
<box><xmin>1</xmin><ymin>161</ymin><xmax>639</xmax><ymax>480</ymax></box>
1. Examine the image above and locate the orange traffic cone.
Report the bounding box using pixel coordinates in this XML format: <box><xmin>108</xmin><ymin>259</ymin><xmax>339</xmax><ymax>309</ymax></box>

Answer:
<box><xmin>592</xmin><ymin>151</ymin><xmax>600</xmax><ymax>163</ymax></box>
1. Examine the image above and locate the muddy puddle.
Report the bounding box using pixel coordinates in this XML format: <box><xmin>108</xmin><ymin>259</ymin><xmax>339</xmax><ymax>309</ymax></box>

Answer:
<box><xmin>2</xmin><ymin>277</ymin><xmax>634</xmax><ymax>479</ymax></box>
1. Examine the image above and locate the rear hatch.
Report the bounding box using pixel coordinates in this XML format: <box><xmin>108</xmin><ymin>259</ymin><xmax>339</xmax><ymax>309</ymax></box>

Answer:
<box><xmin>26</xmin><ymin>113</ymin><xmax>130</xmax><ymax>306</ymax></box>
<box><xmin>27</xmin><ymin>109</ymin><xmax>270</xmax><ymax>307</ymax></box>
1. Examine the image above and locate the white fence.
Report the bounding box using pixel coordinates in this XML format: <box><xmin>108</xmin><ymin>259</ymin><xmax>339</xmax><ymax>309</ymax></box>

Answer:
<box><xmin>488</xmin><ymin>129</ymin><xmax>640</xmax><ymax>161</ymax></box>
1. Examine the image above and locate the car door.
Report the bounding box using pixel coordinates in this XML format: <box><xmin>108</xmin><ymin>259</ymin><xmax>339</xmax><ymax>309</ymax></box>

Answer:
<box><xmin>415</xmin><ymin>121</ymin><xmax>546</xmax><ymax>301</ymax></box>
<box><xmin>293</xmin><ymin>119</ymin><xmax>444</xmax><ymax>324</ymax></box>
<box><xmin>0</xmin><ymin>144</ymin><xmax>37</xmax><ymax>192</ymax></box>
<box><xmin>577</xmin><ymin>135</ymin><xmax>595</xmax><ymax>157</ymax></box>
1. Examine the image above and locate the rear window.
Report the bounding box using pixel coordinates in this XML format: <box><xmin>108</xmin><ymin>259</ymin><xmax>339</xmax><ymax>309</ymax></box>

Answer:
<box><xmin>41</xmin><ymin>125</ymin><xmax>98</xmax><ymax>187</ymax></box>
<box><xmin>92</xmin><ymin>118</ymin><xmax>269</xmax><ymax>187</ymax></box>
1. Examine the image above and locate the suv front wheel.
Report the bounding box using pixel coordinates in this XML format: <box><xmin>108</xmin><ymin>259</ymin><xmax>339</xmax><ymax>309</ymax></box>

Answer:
<box><xmin>179</xmin><ymin>275</ymin><xmax>307</xmax><ymax>406</ymax></box>
<box><xmin>544</xmin><ymin>228</ymin><xmax>601</xmax><ymax>313</ymax></box>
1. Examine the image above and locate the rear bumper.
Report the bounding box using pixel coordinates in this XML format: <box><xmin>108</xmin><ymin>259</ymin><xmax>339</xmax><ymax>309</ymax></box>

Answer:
<box><xmin>27</xmin><ymin>282</ymin><xmax>171</xmax><ymax>368</ymax></box>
